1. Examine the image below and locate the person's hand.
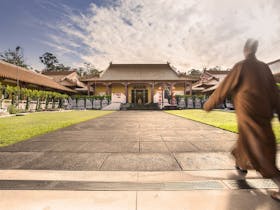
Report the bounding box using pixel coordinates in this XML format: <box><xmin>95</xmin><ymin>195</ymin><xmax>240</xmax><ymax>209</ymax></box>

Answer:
<box><xmin>203</xmin><ymin>102</ymin><xmax>211</xmax><ymax>112</ymax></box>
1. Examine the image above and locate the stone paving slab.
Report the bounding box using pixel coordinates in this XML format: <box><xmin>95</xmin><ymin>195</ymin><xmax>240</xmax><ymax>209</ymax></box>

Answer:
<box><xmin>140</xmin><ymin>135</ymin><xmax>163</xmax><ymax>141</ymax></box>
<box><xmin>0</xmin><ymin>141</ymin><xmax>139</xmax><ymax>153</ymax></box>
<box><xmin>140</xmin><ymin>142</ymin><xmax>169</xmax><ymax>152</ymax></box>
<box><xmin>137</xmin><ymin>190</ymin><xmax>280</xmax><ymax>210</ymax></box>
<box><xmin>0</xmin><ymin>152</ymin><xmax>43</xmax><ymax>169</ymax></box>
<box><xmin>0</xmin><ymin>190</ymin><xmax>136</xmax><ymax>210</ymax></box>
<box><xmin>201</xmin><ymin>133</ymin><xmax>237</xmax><ymax>141</ymax></box>
<box><xmin>13</xmin><ymin>152</ymin><xmax>109</xmax><ymax>170</ymax></box>
<box><xmin>0</xmin><ymin>141</ymin><xmax>62</xmax><ymax>152</ymax></box>
<box><xmin>174</xmin><ymin>152</ymin><xmax>235</xmax><ymax>170</ymax></box>
<box><xmin>191</xmin><ymin>140</ymin><xmax>236</xmax><ymax>152</ymax></box>
<box><xmin>79</xmin><ymin>142</ymin><xmax>139</xmax><ymax>153</ymax></box>
<box><xmin>161</xmin><ymin>136</ymin><xmax>188</xmax><ymax>141</ymax></box>
<box><xmin>165</xmin><ymin>141</ymin><xmax>199</xmax><ymax>152</ymax></box>
<box><xmin>101</xmin><ymin>153</ymin><xmax>181</xmax><ymax>171</ymax></box>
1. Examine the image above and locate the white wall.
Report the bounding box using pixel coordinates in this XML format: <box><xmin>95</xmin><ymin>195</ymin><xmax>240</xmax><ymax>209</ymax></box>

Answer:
<box><xmin>112</xmin><ymin>93</ymin><xmax>126</xmax><ymax>103</ymax></box>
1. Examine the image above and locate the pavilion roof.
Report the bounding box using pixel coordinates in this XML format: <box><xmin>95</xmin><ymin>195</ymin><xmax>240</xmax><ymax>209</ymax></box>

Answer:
<box><xmin>83</xmin><ymin>63</ymin><xmax>195</xmax><ymax>81</ymax></box>
<box><xmin>0</xmin><ymin>60</ymin><xmax>76</xmax><ymax>93</ymax></box>
<box><xmin>43</xmin><ymin>70</ymin><xmax>86</xmax><ymax>88</ymax></box>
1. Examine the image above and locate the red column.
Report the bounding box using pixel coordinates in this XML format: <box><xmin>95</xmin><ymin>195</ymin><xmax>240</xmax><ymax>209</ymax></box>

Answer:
<box><xmin>105</xmin><ymin>83</ymin><xmax>110</xmax><ymax>96</ymax></box>
<box><xmin>158</xmin><ymin>86</ymin><xmax>162</xmax><ymax>108</ymax></box>
<box><xmin>93</xmin><ymin>82</ymin><xmax>96</xmax><ymax>95</ymax></box>
<box><xmin>189</xmin><ymin>82</ymin><xmax>193</xmax><ymax>96</ymax></box>
<box><xmin>171</xmin><ymin>83</ymin><xmax>176</xmax><ymax>105</ymax></box>
<box><xmin>151</xmin><ymin>82</ymin><xmax>154</xmax><ymax>103</ymax></box>
<box><xmin>125</xmin><ymin>82</ymin><xmax>128</xmax><ymax>103</ymax></box>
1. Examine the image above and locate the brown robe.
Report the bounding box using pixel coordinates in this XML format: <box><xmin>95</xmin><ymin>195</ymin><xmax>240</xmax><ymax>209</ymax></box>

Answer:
<box><xmin>204</xmin><ymin>55</ymin><xmax>280</xmax><ymax>178</ymax></box>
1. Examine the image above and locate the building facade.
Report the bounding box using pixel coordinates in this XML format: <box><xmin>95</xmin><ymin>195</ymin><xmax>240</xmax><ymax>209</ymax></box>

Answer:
<box><xmin>82</xmin><ymin>63</ymin><xmax>198</xmax><ymax>105</ymax></box>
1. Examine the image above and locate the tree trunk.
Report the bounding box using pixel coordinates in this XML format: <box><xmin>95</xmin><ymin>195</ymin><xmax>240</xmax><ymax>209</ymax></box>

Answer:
<box><xmin>25</xmin><ymin>96</ymin><xmax>29</xmax><ymax>111</ymax></box>
<box><xmin>45</xmin><ymin>97</ymin><xmax>49</xmax><ymax>110</ymax></box>
<box><xmin>52</xmin><ymin>98</ymin><xmax>55</xmax><ymax>109</ymax></box>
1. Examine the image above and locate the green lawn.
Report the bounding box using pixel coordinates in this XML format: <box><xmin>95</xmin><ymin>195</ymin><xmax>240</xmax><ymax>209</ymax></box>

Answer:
<box><xmin>0</xmin><ymin>110</ymin><xmax>114</xmax><ymax>147</ymax></box>
<box><xmin>166</xmin><ymin>110</ymin><xmax>280</xmax><ymax>143</ymax></box>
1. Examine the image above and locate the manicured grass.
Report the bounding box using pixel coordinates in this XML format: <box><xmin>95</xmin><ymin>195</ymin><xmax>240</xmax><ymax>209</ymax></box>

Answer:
<box><xmin>0</xmin><ymin>110</ymin><xmax>114</xmax><ymax>146</ymax></box>
<box><xmin>166</xmin><ymin>110</ymin><xmax>280</xmax><ymax>143</ymax></box>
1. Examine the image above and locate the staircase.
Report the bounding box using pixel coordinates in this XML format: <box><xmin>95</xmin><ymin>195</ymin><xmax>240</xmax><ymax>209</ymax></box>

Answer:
<box><xmin>102</xmin><ymin>102</ymin><xmax>121</xmax><ymax>110</ymax></box>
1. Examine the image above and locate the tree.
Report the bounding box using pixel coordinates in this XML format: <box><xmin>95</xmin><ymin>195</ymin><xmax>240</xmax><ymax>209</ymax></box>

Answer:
<box><xmin>0</xmin><ymin>46</ymin><xmax>28</xmax><ymax>68</ymax></box>
<box><xmin>39</xmin><ymin>52</ymin><xmax>59</xmax><ymax>71</ymax></box>
<box><xmin>207</xmin><ymin>66</ymin><xmax>221</xmax><ymax>71</ymax></box>
<box><xmin>40</xmin><ymin>52</ymin><xmax>71</xmax><ymax>72</ymax></box>
<box><xmin>78</xmin><ymin>62</ymin><xmax>102</xmax><ymax>77</ymax></box>
<box><xmin>76</xmin><ymin>67</ymin><xmax>85</xmax><ymax>76</ymax></box>
<box><xmin>187</xmin><ymin>69</ymin><xmax>201</xmax><ymax>76</ymax></box>
<box><xmin>55</xmin><ymin>63</ymin><xmax>71</xmax><ymax>71</ymax></box>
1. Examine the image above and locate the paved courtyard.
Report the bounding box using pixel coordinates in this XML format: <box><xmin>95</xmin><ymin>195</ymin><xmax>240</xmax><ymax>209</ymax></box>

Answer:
<box><xmin>0</xmin><ymin>111</ymin><xmax>238</xmax><ymax>171</ymax></box>
<box><xmin>0</xmin><ymin>111</ymin><xmax>280</xmax><ymax>209</ymax></box>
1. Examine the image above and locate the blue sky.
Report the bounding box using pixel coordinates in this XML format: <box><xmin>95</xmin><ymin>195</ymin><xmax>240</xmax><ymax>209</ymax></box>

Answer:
<box><xmin>0</xmin><ymin>0</ymin><xmax>105</xmax><ymax>69</ymax></box>
<box><xmin>1</xmin><ymin>0</ymin><xmax>280</xmax><ymax>71</ymax></box>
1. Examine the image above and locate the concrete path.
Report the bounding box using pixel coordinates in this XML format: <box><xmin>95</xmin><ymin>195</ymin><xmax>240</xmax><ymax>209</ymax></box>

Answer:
<box><xmin>0</xmin><ymin>111</ymin><xmax>239</xmax><ymax>171</ymax></box>
<box><xmin>0</xmin><ymin>111</ymin><xmax>280</xmax><ymax>209</ymax></box>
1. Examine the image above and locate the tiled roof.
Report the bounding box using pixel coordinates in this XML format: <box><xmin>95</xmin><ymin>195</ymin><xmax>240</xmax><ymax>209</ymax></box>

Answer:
<box><xmin>42</xmin><ymin>70</ymin><xmax>76</xmax><ymax>76</ymax></box>
<box><xmin>205</xmin><ymin>70</ymin><xmax>230</xmax><ymax>75</ymax></box>
<box><xmin>43</xmin><ymin>71</ymin><xmax>86</xmax><ymax>88</ymax></box>
<box><xmin>0</xmin><ymin>60</ymin><xmax>76</xmax><ymax>93</ymax></box>
<box><xmin>83</xmin><ymin>63</ymin><xmax>195</xmax><ymax>81</ymax></box>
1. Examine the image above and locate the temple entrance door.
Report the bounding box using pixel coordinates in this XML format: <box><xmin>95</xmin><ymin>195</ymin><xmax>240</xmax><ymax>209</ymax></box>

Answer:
<box><xmin>132</xmin><ymin>89</ymin><xmax>148</xmax><ymax>104</ymax></box>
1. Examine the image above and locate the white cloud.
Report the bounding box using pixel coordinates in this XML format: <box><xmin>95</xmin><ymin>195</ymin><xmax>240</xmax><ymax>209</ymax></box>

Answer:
<box><xmin>47</xmin><ymin>0</ymin><xmax>280</xmax><ymax>71</ymax></box>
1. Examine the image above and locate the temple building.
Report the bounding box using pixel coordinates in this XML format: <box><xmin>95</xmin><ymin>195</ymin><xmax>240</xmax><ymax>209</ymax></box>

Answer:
<box><xmin>81</xmin><ymin>63</ymin><xmax>198</xmax><ymax>105</ymax></box>
<box><xmin>191</xmin><ymin>70</ymin><xmax>230</xmax><ymax>94</ymax></box>
<box><xmin>42</xmin><ymin>70</ymin><xmax>88</xmax><ymax>93</ymax></box>
<box><xmin>0</xmin><ymin>60</ymin><xmax>75</xmax><ymax>93</ymax></box>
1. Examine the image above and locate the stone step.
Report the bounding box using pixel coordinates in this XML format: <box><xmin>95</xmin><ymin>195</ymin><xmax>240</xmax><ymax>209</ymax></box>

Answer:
<box><xmin>0</xmin><ymin>179</ymin><xmax>277</xmax><ymax>191</ymax></box>
<box><xmin>0</xmin><ymin>170</ymin><xmax>263</xmax><ymax>182</ymax></box>
<box><xmin>102</xmin><ymin>102</ymin><xmax>121</xmax><ymax>110</ymax></box>
<box><xmin>0</xmin><ymin>170</ymin><xmax>277</xmax><ymax>191</ymax></box>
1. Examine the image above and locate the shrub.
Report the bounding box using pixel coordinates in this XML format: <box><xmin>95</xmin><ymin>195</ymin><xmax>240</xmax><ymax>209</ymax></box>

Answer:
<box><xmin>7</xmin><ymin>104</ymin><xmax>18</xmax><ymax>114</ymax></box>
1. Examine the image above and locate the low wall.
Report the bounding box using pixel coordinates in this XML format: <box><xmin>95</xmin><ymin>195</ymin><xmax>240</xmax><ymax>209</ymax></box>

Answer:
<box><xmin>67</xmin><ymin>98</ymin><xmax>109</xmax><ymax>110</ymax></box>
<box><xmin>0</xmin><ymin>99</ymin><xmax>62</xmax><ymax>113</ymax></box>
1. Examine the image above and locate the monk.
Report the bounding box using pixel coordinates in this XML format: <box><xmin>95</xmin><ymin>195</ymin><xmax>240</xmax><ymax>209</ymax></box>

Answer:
<box><xmin>203</xmin><ymin>39</ymin><xmax>280</xmax><ymax>200</ymax></box>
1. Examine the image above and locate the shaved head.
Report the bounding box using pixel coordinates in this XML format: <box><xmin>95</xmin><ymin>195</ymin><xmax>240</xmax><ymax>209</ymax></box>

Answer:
<box><xmin>244</xmin><ymin>39</ymin><xmax>259</xmax><ymax>58</ymax></box>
